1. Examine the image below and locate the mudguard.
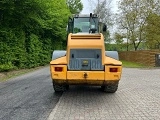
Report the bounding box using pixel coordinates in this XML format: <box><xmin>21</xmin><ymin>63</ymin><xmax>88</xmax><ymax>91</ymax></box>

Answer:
<box><xmin>52</xmin><ymin>50</ymin><xmax>66</xmax><ymax>60</ymax></box>
<box><xmin>105</xmin><ymin>51</ymin><xmax>119</xmax><ymax>60</ymax></box>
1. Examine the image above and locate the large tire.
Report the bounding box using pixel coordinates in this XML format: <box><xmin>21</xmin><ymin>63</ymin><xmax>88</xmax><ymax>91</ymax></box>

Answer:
<box><xmin>66</xmin><ymin>85</ymin><xmax>69</xmax><ymax>90</ymax></box>
<box><xmin>101</xmin><ymin>83</ymin><xmax>119</xmax><ymax>93</ymax></box>
<box><xmin>52</xmin><ymin>81</ymin><xmax>69</xmax><ymax>92</ymax></box>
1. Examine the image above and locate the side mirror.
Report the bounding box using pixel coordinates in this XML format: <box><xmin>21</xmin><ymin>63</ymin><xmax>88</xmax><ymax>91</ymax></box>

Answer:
<box><xmin>67</xmin><ymin>17</ymin><xmax>73</xmax><ymax>33</ymax></box>
<box><xmin>68</xmin><ymin>17</ymin><xmax>73</xmax><ymax>23</ymax></box>
<box><xmin>103</xmin><ymin>24</ymin><xmax>107</xmax><ymax>32</ymax></box>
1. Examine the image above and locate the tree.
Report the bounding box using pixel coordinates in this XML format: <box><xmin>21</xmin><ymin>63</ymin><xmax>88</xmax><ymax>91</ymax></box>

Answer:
<box><xmin>91</xmin><ymin>0</ymin><xmax>113</xmax><ymax>43</ymax></box>
<box><xmin>116</xmin><ymin>0</ymin><xmax>160</xmax><ymax>51</ymax></box>
<box><xmin>113</xmin><ymin>32</ymin><xmax>124</xmax><ymax>51</ymax></box>
<box><xmin>93</xmin><ymin>0</ymin><xmax>112</xmax><ymax>25</ymax></box>
<box><xmin>66</xmin><ymin>0</ymin><xmax>83</xmax><ymax>14</ymax></box>
<box><xmin>116</xmin><ymin>0</ymin><xmax>144</xmax><ymax>51</ymax></box>
<box><xmin>145</xmin><ymin>13</ymin><xmax>160</xmax><ymax>49</ymax></box>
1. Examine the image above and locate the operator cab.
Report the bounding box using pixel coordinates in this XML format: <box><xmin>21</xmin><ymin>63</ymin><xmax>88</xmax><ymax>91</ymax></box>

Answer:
<box><xmin>67</xmin><ymin>13</ymin><xmax>107</xmax><ymax>34</ymax></box>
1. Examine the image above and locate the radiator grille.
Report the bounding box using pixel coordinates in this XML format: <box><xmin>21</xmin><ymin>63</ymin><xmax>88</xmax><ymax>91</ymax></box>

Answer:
<box><xmin>91</xmin><ymin>59</ymin><xmax>104</xmax><ymax>70</ymax></box>
<box><xmin>68</xmin><ymin>49</ymin><xmax>104</xmax><ymax>71</ymax></box>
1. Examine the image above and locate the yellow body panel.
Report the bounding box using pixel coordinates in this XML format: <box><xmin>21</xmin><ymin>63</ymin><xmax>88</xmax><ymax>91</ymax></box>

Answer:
<box><xmin>67</xmin><ymin>71</ymin><xmax>104</xmax><ymax>80</ymax></box>
<box><xmin>50</xmin><ymin>64</ymin><xmax>122</xmax><ymax>85</ymax></box>
<box><xmin>105</xmin><ymin>66</ymin><xmax>122</xmax><ymax>80</ymax></box>
<box><xmin>50</xmin><ymin>56</ymin><xmax>67</xmax><ymax>65</ymax></box>
<box><xmin>50</xmin><ymin>65</ymin><xmax>67</xmax><ymax>80</ymax></box>
<box><xmin>50</xmin><ymin>33</ymin><xmax>122</xmax><ymax>86</ymax></box>
<box><xmin>67</xmin><ymin>33</ymin><xmax>105</xmax><ymax>64</ymax></box>
<box><xmin>104</xmin><ymin>56</ymin><xmax>122</xmax><ymax>65</ymax></box>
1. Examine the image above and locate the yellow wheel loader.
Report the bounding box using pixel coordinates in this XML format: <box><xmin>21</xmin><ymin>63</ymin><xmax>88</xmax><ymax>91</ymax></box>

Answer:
<box><xmin>50</xmin><ymin>13</ymin><xmax>122</xmax><ymax>93</ymax></box>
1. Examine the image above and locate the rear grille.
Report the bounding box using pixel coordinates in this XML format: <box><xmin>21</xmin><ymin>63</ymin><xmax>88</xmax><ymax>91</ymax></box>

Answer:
<box><xmin>68</xmin><ymin>59</ymin><xmax>81</xmax><ymax>70</ymax></box>
<box><xmin>91</xmin><ymin>59</ymin><xmax>104</xmax><ymax>70</ymax></box>
<box><xmin>68</xmin><ymin>59</ymin><xmax>103</xmax><ymax>71</ymax></box>
<box><xmin>68</xmin><ymin>49</ymin><xmax>103</xmax><ymax>71</ymax></box>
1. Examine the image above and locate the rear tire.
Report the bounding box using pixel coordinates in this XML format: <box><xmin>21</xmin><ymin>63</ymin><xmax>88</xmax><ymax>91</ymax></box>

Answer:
<box><xmin>101</xmin><ymin>83</ymin><xmax>119</xmax><ymax>93</ymax></box>
<box><xmin>52</xmin><ymin>81</ymin><xmax>69</xmax><ymax>92</ymax></box>
<box><xmin>65</xmin><ymin>85</ymin><xmax>69</xmax><ymax>90</ymax></box>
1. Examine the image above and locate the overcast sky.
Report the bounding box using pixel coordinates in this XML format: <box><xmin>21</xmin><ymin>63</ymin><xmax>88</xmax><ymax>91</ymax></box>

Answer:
<box><xmin>81</xmin><ymin>0</ymin><xmax>119</xmax><ymax>14</ymax></box>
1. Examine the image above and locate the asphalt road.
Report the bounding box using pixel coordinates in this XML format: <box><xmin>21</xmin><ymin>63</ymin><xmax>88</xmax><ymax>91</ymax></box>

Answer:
<box><xmin>0</xmin><ymin>66</ymin><xmax>62</xmax><ymax>120</ymax></box>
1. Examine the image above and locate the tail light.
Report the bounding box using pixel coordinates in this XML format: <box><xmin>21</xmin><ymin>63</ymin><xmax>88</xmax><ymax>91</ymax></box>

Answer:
<box><xmin>54</xmin><ymin>67</ymin><xmax>63</xmax><ymax>72</ymax></box>
<box><xmin>110</xmin><ymin>68</ymin><xmax>118</xmax><ymax>72</ymax></box>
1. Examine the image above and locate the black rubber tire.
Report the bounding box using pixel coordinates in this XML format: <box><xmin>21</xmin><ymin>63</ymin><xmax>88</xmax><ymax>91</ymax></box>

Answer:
<box><xmin>101</xmin><ymin>83</ymin><xmax>118</xmax><ymax>93</ymax></box>
<box><xmin>65</xmin><ymin>85</ymin><xmax>69</xmax><ymax>90</ymax></box>
<box><xmin>52</xmin><ymin>82</ymin><xmax>63</xmax><ymax>92</ymax></box>
<box><xmin>52</xmin><ymin>81</ymin><xmax>69</xmax><ymax>92</ymax></box>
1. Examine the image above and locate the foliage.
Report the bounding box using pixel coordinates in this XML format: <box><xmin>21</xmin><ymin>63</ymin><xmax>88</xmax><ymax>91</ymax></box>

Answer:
<box><xmin>66</xmin><ymin>0</ymin><xmax>83</xmax><ymax>14</ymax></box>
<box><xmin>93</xmin><ymin>0</ymin><xmax>113</xmax><ymax>26</ymax></box>
<box><xmin>115</xmin><ymin>0</ymin><xmax>160</xmax><ymax>51</ymax></box>
<box><xmin>0</xmin><ymin>0</ymin><xmax>71</xmax><ymax>72</ymax></box>
<box><xmin>112</xmin><ymin>32</ymin><xmax>125</xmax><ymax>51</ymax></box>
<box><xmin>114</xmin><ymin>33</ymin><xmax>124</xmax><ymax>44</ymax></box>
<box><xmin>121</xmin><ymin>60</ymin><xmax>146</xmax><ymax>68</ymax></box>
<box><xmin>93</xmin><ymin>0</ymin><xmax>113</xmax><ymax>43</ymax></box>
<box><xmin>105</xmin><ymin>43</ymin><xmax>128</xmax><ymax>51</ymax></box>
<box><xmin>145</xmin><ymin>13</ymin><xmax>160</xmax><ymax>49</ymax></box>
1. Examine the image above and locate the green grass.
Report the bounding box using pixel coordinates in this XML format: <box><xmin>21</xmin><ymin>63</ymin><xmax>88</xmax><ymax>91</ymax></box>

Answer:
<box><xmin>121</xmin><ymin>60</ymin><xmax>147</xmax><ymax>68</ymax></box>
<box><xmin>0</xmin><ymin>70</ymin><xmax>31</xmax><ymax>82</ymax></box>
<box><xmin>0</xmin><ymin>65</ymin><xmax>48</xmax><ymax>82</ymax></box>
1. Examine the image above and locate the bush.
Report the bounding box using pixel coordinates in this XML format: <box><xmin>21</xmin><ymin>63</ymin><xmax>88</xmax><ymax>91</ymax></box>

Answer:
<box><xmin>0</xmin><ymin>0</ymin><xmax>70</xmax><ymax>72</ymax></box>
<box><xmin>0</xmin><ymin>62</ymin><xmax>15</xmax><ymax>72</ymax></box>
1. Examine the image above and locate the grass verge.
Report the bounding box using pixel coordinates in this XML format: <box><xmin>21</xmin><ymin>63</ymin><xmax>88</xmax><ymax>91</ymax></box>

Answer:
<box><xmin>121</xmin><ymin>60</ymin><xmax>147</xmax><ymax>68</ymax></box>
<box><xmin>0</xmin><ymin>65</ymin><xmax>48</xmax><ymax>82</ymax></box>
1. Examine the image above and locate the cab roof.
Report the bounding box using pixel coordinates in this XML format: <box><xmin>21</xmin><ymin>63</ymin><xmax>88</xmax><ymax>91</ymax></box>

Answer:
<box><xmin>72</xmin><ymin>13</ymin><xmax>98</xmax><ymax>18</ymax></box>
